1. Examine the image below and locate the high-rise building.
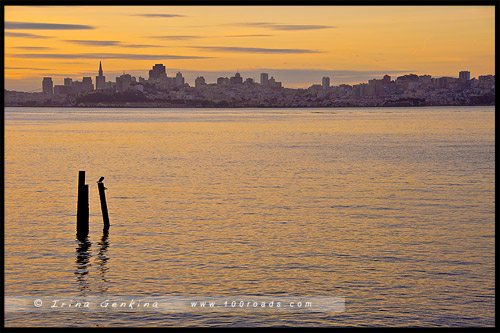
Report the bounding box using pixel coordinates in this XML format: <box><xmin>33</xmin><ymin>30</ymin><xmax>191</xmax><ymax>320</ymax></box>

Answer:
<box><xmin>459</xmin><ymin>71</ymin><xmax>470</xmax><ymax>82</ymax></box>
<box><xmin>82</xmin><ymin>77</ymin><xmax>94</xmax><ymax>92</ymax></box>
<box><xmin>105</xmin><ymin>81</ymin><xmax>116</xmax><ymax>90</ymax></box>
<box><xmin>217</xmin><ymin>77</ymin><xmax>229</xmax><ymax>85</ymax></box>
<box><xmin>54</xmin><ymin>85</ymin><xmax>72</xmax><ymax>95</ymax></box>
<box><xmin>322</xmin><ymin>76</ymin><xmax>330</xmax><ymax>89</ymax></box>
<box><xmin>175</xmin><ymin>72</ymin><xmax>185</xmax><ymax>87</ymax></box>
<box><xmin>230</xmin><ymin>72</ymin><xmax>243</xmax><ymax>85</ymax></box>
<box><xmin>260</xmin><ymin>73</ymin><xmax>269</xmax><ymax>87</ymax></box>
<box><xmin>71</xmin><ymin>81</ymin><xmax>83</xmax><ymax>94</ymax></box>
<box><xmin>195</xmin><ymin>76</ymin><xmax>206</xmax><ymax>88</ymax></box>
<box><xmin>42</xmin><ymin>77</ymin><xmax>53</xmax><ymax>95</ymax></box>
<box><xmin>116</xmin><ymin>74</ymin><xmax>132</xmax><ymax>92</ymax></box>
<box><xmin>149</xmin><ymin>64</ymin><xmax>167</xmax><ymax>81</ymax></box>
<box><xmin>64</xmin><ymin>78</ymin><xmax>73</xmax><ymax>86</ymax></box>
<box><xmin>268</xmin><ymin>76</ymin><xmax>282</xmax><ymax>89</ymax></box>
<box><xmin>96</xmin><ymin>61</ymin><xmax>106</xmax><ymax>90</ymax></box>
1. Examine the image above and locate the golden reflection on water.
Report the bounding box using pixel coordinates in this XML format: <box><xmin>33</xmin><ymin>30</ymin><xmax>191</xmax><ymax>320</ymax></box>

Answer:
<box><xmin>4</xmin><ymin>107</ymin><xmax>495</xmax><ymax>326</ymax></box>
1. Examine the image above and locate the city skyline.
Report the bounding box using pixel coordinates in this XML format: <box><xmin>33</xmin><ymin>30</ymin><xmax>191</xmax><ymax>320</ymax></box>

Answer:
<box><xmin>6</xmin><ymin>59</ymin><xmax>493</xmax><ymax>108</ymax></box>
<box><xmin>4</xmin><ymin>5</ymin><xmax>495</xmax><ymax>92</ymax></box>
<box><xmin>36</xmin><ymin>60</ymin><xmax>492</xmax><ymax>94</ymax></box>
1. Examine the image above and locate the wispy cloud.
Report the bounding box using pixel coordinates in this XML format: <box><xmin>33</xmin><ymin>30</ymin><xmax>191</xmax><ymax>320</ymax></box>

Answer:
<box><xmin>327</xmin><ymin>70</ymin><xmax>414</xmax><ymax>78</ymax></box>
<box><xmin>188</xmin><ymin>46</ymin><xmax>322</xmax><ymax>54</ymax></box>
<box><xmin>5</xmin><ymin>31</ymin><xmax>53</xmax><ymax>38</ymax></box>
<box><xmin>9</xmin><ymin>53</ymin><xmax>212</xmax><ymax>60</ymax></box>
<box><xmin>64</xmin><ymin>40</ymin><xmax>121</xmax><ymax>46</ymax></box>
<box><xmin>122</xmin><ymin>44</ymin><xmax>164</xmax><ymax>48</ymax></box>
<box><xmin>238</xmin><ymin>68</ymin><xmax>415</xmax><ymax>86</ymax></box>
<box><xmin>247</xmin><ymin>69</ymin><xmax>416</xmax><ymax>78</ymax></box>
<box><xmin>272</xmin><ymin>24</ymin><xmax>334</xmax><ymax>31</ymax></box>
<box><xmin>64</xmin><ymin>40</ymin><xmax>163</xmax><ymax>48</ymax></box>
<box><xmin>150</xmin><ymin>35</ymin><xmax>204</xmax><ymax>40</ymax></box>
<box><xmin>5</xmin><ymin>67</ymin><xmax>49</xmax><ymax>70</ymax></box>
<box><xmin>226</xmin><ymin>22</ymin><xmax>335</xmax><ymax>31</ymax></box>
<box><xmin>225</xmin><ymin>34</ymin><xmax>274</xmax><ymax>38</ymax></box>
<box><xmin>149</xmin><ymin>34</ymin><xmax>274</xmax><ymax>40</ymax></box>
<box><xmin>27</xmin><ymin>73</ymin><xmax>73</xmax><ymax>77</ymax></box>
<box><xmin>5</xmin><ymin>21</ymin><xmax>95</xmax><ymax>30</ymax></box>
<box><xmin>12</xmin><ymin>46</ymin><xmax>53</xmax><ymax>50</ymax></box>
<box><xmin>133</xmin><ymin>14</ymin><xmax>186</xmax><ymax>18</ymax></box>
<box><xmin>152</xmin><ymin>68</ymin><xmax>416</xmax><ymax>88</ymax></box>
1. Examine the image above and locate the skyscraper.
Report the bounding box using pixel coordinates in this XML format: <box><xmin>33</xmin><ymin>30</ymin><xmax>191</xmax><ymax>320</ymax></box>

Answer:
<box><xmin>260</xmin><ymin>73</ymin><xmax>269</xmax><ymax>87</ymax></box>
<box><xmin>116</xmin><ymin>74</ymin><xmax>132</xmax><ymax>92</ymax></box>
<box><xmin>217</xmin><ymin>77</ymin><xmax>229</xmax><ymax>85</ymax></box>
<box><xmin>230</xmin><ymin>72</ymin><xmax>243</xmax><ymax>85</ymax></box>
<box><xmin>149</xmin><ymin>64</ymin><xmax>167</xmax><ymax>81</ymax></box>
<box><xmin>82</xmin><ymin>77</ymin><xmax>94</xmax><ymax>92</ymax></box>
<box><xmin>42</xmin><ymin>77</ymin><xmax>53</xmax><ymax>95</ymax></box>
<box><xmin>175</xmin><ymin>72</ymin><xmax>185</xmax><ymax>87</ymax></box>
<box><xmin>459</xmin><ymin>71</ymin><xmax>470</xmax><ymax>82</ymax></box>
<box><xmin>96</xmin><ymin>61</ymin><xmax>106</xmax><ymax>90</ymax></box>
<box><xmin>268</xmin><ymin>76</ymin><xmax>282</xmax><ymax>89</ymax></box>
<box><xmin>322</xmin><ymin>76</ymin><xmax>330</xmax><ymax>89</ymax></box>
<box><xmin>195</xmin><ymin>76</ymin><xmax>206</xmax><ymax>88</ymax></box>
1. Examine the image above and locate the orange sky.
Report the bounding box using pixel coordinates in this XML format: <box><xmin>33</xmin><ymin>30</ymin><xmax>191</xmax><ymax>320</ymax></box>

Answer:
<box><xmin>4</xmin><ymin>5</ymin><xmax>495</xmax><ymax>91</ymax></box>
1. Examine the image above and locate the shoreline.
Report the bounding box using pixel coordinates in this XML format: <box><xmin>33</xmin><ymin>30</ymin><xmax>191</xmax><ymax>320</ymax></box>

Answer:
<box><xmin>4</xmin><ymin>103</ymin><xmax>495</xmax><ymax>109</ymax></box>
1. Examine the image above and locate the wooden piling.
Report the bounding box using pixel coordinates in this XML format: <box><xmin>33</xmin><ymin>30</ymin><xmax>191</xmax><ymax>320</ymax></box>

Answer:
<box><xmin>98</xmin><ymin>181</ymin><xmax>110</xmax><ymax>230</ymax></box>
<box><xmin>76</xmin><ymin>171</ymin><xmax>89</xmax><ymax>240</ymax></box>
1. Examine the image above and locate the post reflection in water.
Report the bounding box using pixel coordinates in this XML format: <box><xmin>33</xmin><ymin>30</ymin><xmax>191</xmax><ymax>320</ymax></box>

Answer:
<box><xmin>74</xmin><ymin>238</ymin><xmax>92</xmax><ymax>296</ymax></box>
<box><xmin>74</xmin><ymin>229</ymin><xmax>110</xmax><ymax>296</ymax></box>
<box><xmin>96</xmin><ymin>229</ymin><xmax>110</xmax><ymax>295</ymax></box>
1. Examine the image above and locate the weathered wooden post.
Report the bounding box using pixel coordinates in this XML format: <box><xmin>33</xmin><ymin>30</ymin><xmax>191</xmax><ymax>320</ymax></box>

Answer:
<box><xmin>76</xmin><ymin>171</ymin><xmax>89</xmax><ymax>240</ymax></box>
<box><xmin>97</xmin><ymin>178</ymin><xmax>110</xmax><ymax>230</ymax></box>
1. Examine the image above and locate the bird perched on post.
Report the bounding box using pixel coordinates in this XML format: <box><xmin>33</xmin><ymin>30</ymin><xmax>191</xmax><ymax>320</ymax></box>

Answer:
<box><xmin>97</xmin><ymin>177</ymin><xmax>107</xmax><ymax>189</ymax></box>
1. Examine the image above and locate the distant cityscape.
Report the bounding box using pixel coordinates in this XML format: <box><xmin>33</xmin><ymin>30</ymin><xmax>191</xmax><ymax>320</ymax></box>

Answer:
<box><xmin>4</xmin><ymin>62</ymin><xmax>495</xmax><ymax>108</ymax></box>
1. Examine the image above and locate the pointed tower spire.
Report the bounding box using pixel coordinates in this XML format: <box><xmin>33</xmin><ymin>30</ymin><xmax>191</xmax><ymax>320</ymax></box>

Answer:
<box><xmin>96</xmin><ymin>61</ymin><xmax>105</xmax><ymax>90</ymax></box>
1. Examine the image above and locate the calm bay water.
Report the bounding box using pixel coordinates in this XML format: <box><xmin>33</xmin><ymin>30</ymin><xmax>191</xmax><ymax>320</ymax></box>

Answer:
<box><xmin>4</xmin><ymin>106</ymin><xmax>495</xmax><ymax>327</ymax></box>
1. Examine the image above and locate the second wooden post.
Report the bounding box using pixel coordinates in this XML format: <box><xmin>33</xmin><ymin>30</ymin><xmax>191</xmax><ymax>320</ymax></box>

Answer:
<box><xmin>97</xmin><ymin>180</ymin><xmax>110</xmax><ymax>230</ymax></box>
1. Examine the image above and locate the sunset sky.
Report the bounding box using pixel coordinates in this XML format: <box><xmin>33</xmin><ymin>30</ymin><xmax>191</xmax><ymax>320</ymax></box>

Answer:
<box><xmin>4</xmin><ymin>5</ymin><xmax>495</xmax><ymax>91</ymax></box>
